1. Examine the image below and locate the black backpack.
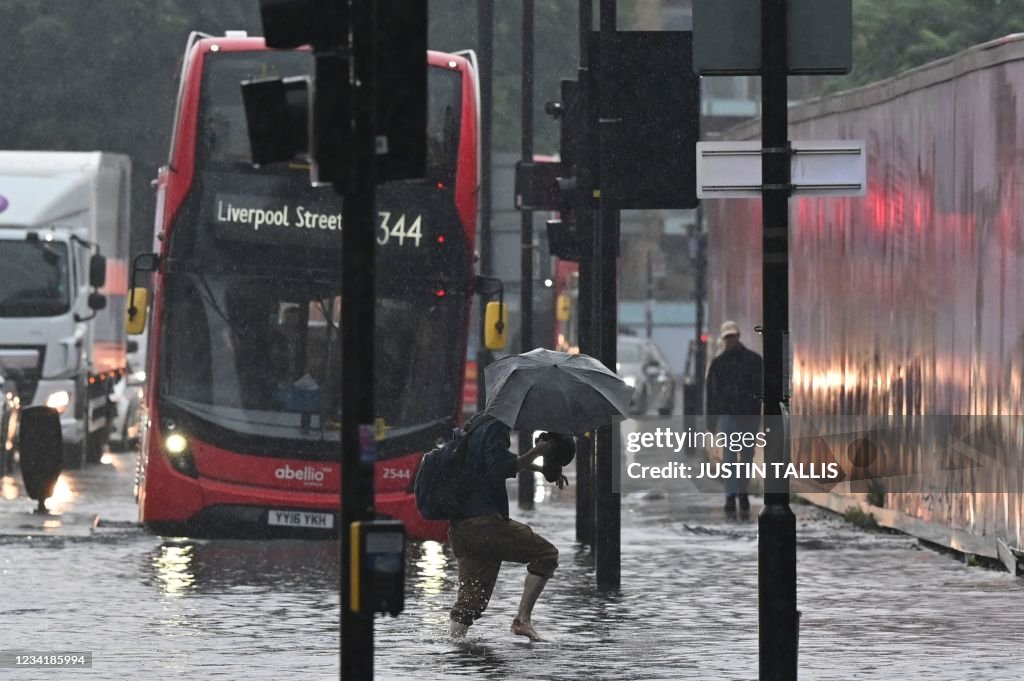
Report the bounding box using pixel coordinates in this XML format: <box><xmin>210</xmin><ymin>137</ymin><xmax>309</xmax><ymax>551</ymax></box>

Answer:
<box><xmin>414</xmin><ymin>414</ymin><xmax>492</xmax><ymax>520</ymax></box>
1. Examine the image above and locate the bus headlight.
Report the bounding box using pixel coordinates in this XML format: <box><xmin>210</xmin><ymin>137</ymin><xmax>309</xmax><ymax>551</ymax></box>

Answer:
<box><xmin>45</xmin><ymin>390</ymin><xmax>71</xmax><ymax>414</ymax></box>
<box><xmin>163</xmin><ymin>432</ymin><xmax>197</xmax><ymax>478</ymax></box>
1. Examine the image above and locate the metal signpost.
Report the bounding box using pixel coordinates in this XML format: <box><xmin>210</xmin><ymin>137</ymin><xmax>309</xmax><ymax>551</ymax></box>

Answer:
<box><xmin>517</xmin><ymin>0</ymin><xmax>701</xmax><ymax>585</ymax></box>
<box><xmin>594</xmin><ymin>0</ymin><xmax>620</xmax><ymax>590</ymax></box>
<box><xmin>519</xmin><ymin>0</ymin><xmax>537</xmax><ymax>510</ymax></box>
<box><xmin>340</xmin><ymin>3</ymin><xmax>378</xmax><ymax>675</ymax></box>
<box><xmin>758</xmin><ymin>4</ymin><xmax>798</xmax><ymax>677</ymax></box>
<box><xmin>693</xmin><ymin>1</ymin><xmax>854</xmax><ymax>678</ymax></box>
<box><xmin>477</xmin><ymin>0</ymin><xmax>494</xmax><ymax>414</ymax></box>
<box><xmin>575</xmin><ymin>0</ymin><xmax>596</xmax><ymax>548</ymax></box>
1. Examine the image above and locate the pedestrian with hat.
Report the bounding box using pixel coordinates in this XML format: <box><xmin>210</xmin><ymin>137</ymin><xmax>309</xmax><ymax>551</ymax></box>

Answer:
<box><xmin>706</xmin><ymin>321</ymin><xmax>763</xmax><ymax>520</ymax></box>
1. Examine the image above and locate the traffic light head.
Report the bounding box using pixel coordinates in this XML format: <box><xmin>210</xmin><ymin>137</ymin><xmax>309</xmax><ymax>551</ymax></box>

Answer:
<box><xmin>240</xmin><ymin>75</ymin><xmax>311</xmax><ymax>165</ymax></box>
<box><xmin>258</xmin><ymin>0</ymin><xmax>346</xmax><ymax>51</ymax></box>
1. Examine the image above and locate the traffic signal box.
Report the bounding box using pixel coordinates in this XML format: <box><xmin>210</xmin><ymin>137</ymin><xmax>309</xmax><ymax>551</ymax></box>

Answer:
<box><xmin>515</xmin><ymin>31</ymin><xmax>701</xmax><ymax>260</ymax></box>
<box><xmin>241</xmin><ymin>75</ymin><xmax>313</xmax><ymax>166</ymax></box>
<box><xmin>243</xmin><ymin>0</ymin><xmax>426</xmax><ymax>185</ymax></box>
<box><xmin>591</xmin><ymin>31</ymin><xmax>700</xmax><ymax>210</ymax></box>
<box><xmin>349</xmin><ymin>520</ymin><xmax>406</xmax><ymax>617</ymax></box>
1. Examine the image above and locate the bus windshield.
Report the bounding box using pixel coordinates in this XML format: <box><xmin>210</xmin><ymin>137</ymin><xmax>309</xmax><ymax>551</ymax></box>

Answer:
<box><xmin>160</xmin><ymin>268</ymin><xmax>465</xmax><ymax>445</ymax></box>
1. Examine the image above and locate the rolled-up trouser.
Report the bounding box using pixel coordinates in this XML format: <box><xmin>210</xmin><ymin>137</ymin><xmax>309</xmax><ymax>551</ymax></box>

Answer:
<box><xmin>448</xmin><ymin>514</ymin><xmax>559</xmax><ymax>626</ymax></box>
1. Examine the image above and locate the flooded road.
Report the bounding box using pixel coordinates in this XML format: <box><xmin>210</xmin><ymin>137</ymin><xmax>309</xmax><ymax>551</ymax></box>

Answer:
<box><xmin>2</xmin><ymin>446</ymin><xmax>1023</xmax><ymax>680</ymax></box>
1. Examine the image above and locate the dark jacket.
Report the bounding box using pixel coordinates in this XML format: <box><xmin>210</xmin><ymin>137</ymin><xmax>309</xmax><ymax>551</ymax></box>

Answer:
<box><xmin>706</xmin><ymin>342</ymin><xmax>763</xmax><ymax>429</ymax></box>
<box><xmin>450</xmin><ymin>413</ymin><xmax>518</xmax><ymax>520</ymax></box>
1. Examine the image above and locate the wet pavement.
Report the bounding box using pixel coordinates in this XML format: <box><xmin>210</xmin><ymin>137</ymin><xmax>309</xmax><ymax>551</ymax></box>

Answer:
<box><xmin>1</xmin><ymin>442</ymin><xmax>1023</xmax><ymax>680</ymax></box>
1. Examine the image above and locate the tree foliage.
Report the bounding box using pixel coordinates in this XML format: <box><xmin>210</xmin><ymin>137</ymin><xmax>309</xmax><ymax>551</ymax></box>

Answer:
<box><xmin>825</xmin><ymin>0</ymin><xmax>1024</xmax><ymax>91</ymax></box>
<box><xmin>0</xmin><ymin>1</ymin><xmax>260</xmax><ymax>252</ymax></box>
<box><xmin>0</xmin><ymin>2</ymin><xmax>586</xmax><ymax>251</ymax></box>
<box><xmin>430</xmin><ymin>0</ymin><xmax>581</xmax><ymax>153</ymax></box>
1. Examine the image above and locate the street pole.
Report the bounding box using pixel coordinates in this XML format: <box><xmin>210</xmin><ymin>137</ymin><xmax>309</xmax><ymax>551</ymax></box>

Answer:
<box><xmin>476</xmin><ymin>0</ymin><xmax>494</xmax><ymax>415</ymax></box>
<box><xmin>694</xmin><ymin>206</ymin><xmax>707</xmax><ymax>413</ymax></box>
<box><xmin>575</xmin><ymin>0</ymin><xmax>595</xmax><ymax>547</ymax></box>
<box><xmin>758</xmin><ymin>0</ymin><xmax>798</xmax><ymax>679</ymax></box>
<box><xmin>340</xmin><ymin>2</ymin><xmax>377</xmax><ymax>679</ymax></box>
<box><xmin>595</xmin><ymin>0</ymin><xmax>620</xmax><ymax>590</ymax></box>
<box><xmin>645</xmin><ymin>250</ymin><xmax>654</xmax><ymax>339</ymax></box>
<box><xmin>518</xmin><ymin>0</ymin><xmax>537</xmax><ymax>510</ymax></box>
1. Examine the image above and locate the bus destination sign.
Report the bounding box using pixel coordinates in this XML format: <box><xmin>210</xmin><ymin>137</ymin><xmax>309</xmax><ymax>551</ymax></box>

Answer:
<box><xmin>210</xmin><ymin>193</ymin><xmax>427</xmax><ymax>250</ymax></box>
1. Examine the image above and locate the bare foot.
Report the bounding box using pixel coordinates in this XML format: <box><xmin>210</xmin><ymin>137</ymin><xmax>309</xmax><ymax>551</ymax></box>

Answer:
<box><xmin>511</xmin><ymin>618</ymin><xmax>543</xmax><ymax>642</ymax></box>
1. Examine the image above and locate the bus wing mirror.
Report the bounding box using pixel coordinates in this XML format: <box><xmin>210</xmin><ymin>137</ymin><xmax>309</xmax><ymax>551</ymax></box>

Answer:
<box><xmin>556</xmin><ymin>293</ymin><xmax>571</xmax><ymax>322</ymax></box>
<box><xmin>134</xmin><ymin>253</ymin><xmax>161</xmax><ymax>272</ymax></box>
<box><xmin>484</xmin><ymin>301</ymin><xmax>508</xmax><ymax>351</ymax></box>
<box><xmin>125</xmin><ymin>287</ymin><xmax>150</xmax><ymax>336</ymax></box>
<box><xmin>129</xmin><ymin>253</ymin><xmax>161</xmax><ymax>296</ymax></box>
<box><xmin>89</xmin><ymin>254</ymin><xmax>107</xmax><ymax>289</ymax></box>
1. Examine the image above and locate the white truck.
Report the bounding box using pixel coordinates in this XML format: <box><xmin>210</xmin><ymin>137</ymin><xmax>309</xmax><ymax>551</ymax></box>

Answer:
<box><xmin>0</xmin><ymin>151</ymin><xmax>131</xmax><ymax>466</ymax></box>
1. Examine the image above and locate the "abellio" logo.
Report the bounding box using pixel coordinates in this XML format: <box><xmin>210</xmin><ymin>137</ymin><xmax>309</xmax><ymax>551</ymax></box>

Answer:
<box><xmin>274</xmin><ymin>464</ymin><xmax>326</xmax><ymax>483</ymax></box>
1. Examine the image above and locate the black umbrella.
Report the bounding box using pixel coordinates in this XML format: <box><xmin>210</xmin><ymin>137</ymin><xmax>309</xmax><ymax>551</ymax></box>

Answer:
<box><xmin>484</xmin><ymin>348</ymin><xmax>635</xmax><ymax>434</ymax></box>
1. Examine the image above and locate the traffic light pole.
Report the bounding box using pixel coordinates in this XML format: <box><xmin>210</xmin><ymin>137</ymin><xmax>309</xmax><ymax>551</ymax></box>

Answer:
<box><xmin>693</xmin><ymin>213</ymin><xmax>706</xmax><ymax>411</ymax></box>
<box><xmin>518</xmin><ymin>0</ymin><xmax>537</xmax><ymax>510</ymax></box>
<box><xmin>594</xmin><ymin>0</ymin><xmax>621</xmax><ymax>591</ymax></box>
<box><xmin>340</xmin><ymin>3</ymin><xmax>377</xmax><ymax>679</ymax></box>
<box><xmin>758</xmin><ymin>0</ymin><xmax>798</xmax><ymax>678</ymax></box>
<box><xmin>476</xmin><ymin>0</ymin><xmax>494</xmax><ymax>414</ymax></box>
<box><xmin>574</xmin><ymin>0</ymin><xmax>596</xmax><ymax>547</ymax></box>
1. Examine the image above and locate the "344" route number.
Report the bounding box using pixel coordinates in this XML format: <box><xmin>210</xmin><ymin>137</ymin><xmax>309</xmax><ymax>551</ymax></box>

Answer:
<box><xmin>377</xmin><ymin>212</ymin><xmax>423</xmax><ymax>247</ymax></box>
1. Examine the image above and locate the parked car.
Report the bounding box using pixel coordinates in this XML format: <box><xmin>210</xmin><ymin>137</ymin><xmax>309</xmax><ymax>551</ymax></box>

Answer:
<box><xmin>108</xmin><ymin>337</ymin><xmax>146</xmax><ymax>452</ymax></box>
<box><xmin>617</xmin><ymin>335</ymin><xmax>676</xmax><ymax>416</ymax></box>
<box><xmin>681</xmin><ymin>338</ymin><xmax>705</xmax><ymax>416</ymax></box>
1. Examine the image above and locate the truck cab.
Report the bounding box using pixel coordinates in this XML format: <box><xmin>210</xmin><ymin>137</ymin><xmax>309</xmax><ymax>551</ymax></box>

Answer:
<box><xmin>0</xmin><ymin>152</ymin><xmax>130</xmax><ymax>466</ymax></box>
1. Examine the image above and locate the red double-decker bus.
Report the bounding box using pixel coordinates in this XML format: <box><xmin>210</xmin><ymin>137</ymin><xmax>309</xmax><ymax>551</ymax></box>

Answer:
<box><xmin>131</xmin><ymin>33</ymin><xmax>479</xmax><ymax>540</ymax></box>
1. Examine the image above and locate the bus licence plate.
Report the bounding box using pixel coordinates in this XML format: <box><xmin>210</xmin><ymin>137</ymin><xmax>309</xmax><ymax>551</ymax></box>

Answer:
<box><xmin>267</xmin><ymin>510</ymin><xmax>335</xmax><ymax>529</ymax></box>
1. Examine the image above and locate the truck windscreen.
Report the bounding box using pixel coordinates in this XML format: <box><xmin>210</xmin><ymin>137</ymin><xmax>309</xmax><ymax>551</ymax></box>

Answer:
<box><xmin>0</xmin><ymin>240</ymin><xmax>69</xmax><ymax>317</ymax></box>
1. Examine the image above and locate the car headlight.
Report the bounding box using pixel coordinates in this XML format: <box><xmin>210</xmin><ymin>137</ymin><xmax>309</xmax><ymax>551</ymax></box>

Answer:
<box><xmin>45</xmin><ymin>390</ymin><xmax>71</xmax><ymax>414</ymax></box>
<box><xmin>623</xmin><ymin>376</ymin><xmax>637</xmax><ymax>388</ymax></box>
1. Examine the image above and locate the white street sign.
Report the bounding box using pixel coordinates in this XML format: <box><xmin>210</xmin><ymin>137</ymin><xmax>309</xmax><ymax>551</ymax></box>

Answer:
<box><xmin>696</xmin><ymin>140</ymin><xmax>866</xmax><ymax>198</ymax></box>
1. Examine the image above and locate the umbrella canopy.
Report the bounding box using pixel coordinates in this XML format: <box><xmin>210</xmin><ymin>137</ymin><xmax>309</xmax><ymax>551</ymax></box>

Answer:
<box><xmin>484</xmin><ymin>348</ymin><xmax>636</xmax><ymax>434</ymax></box>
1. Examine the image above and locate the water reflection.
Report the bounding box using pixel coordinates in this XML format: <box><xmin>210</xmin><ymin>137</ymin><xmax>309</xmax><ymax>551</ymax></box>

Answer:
<box><xmin>414</xmin><ymin>540</ymin><xmax>449</xmax><ymax>597</ymax></box>
<box><xmin>47</xmin><ymin>474</ymin><xmax>76</xmax><ymax>512</ymax></box>
<box><xmin>151</xmin><ymin>542</ymin><xmax>198</xmax><ymax>595</ymax></box>
<box><xmin>1</xmin><ymin>475</ymin><xmax>19</xmax><ymax>500</ymax></box>
<box><xmin>144</xmin><ymin>539</ymin><xmax>340</xmax><ymax>597</ymax></box>
<box><xmin>444</xmin><ymin>640</ymin><xmax>510</xmax><ymax>678</ymax></box>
